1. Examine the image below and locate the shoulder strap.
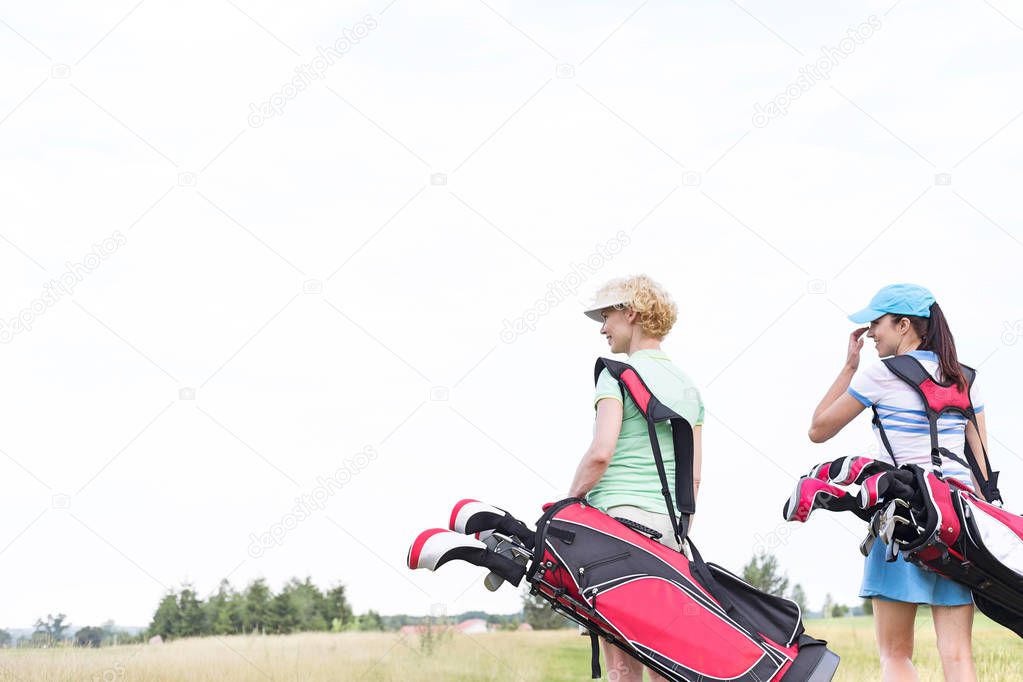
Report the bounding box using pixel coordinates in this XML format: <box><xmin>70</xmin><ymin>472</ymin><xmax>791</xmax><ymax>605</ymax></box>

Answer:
<box><xmin>962</xmin><ymin>363</ymin><xmax>977</xmax><ymax>390</ymax></box>
<box><xmin>881</xmin><ymin>354</ymin><xmax>933</xmax><ymax>387</ymax></box>
<box><xmin>595</xmin><ymin>357</ymin><xmax>696</xmax><ymax>545</ymax></box>
<box><xmin>871</xmin><ymin>405</ymin><xmax>897</xmax><ymax>462</ymax></box>
<box><xmin>958</xmin><ymin>363</ymin><xmax>1001</xmax><ymax>502</ymax></box>
<box><xmin>882</xmin><ymin>355</ymin><xmax>1001</xmax><ymax>503</ymax></box>
<box><xmin>881</xmin><ymin>356</ymin><xmax>945</xmax><ymax>466</ymax></box>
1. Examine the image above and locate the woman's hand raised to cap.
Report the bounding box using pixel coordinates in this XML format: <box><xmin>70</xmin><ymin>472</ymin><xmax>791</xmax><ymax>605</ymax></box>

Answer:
<box><xmin>846</xmin><ymin>327</ymin><xmax>868</xmax><ymax>371</ymax></box>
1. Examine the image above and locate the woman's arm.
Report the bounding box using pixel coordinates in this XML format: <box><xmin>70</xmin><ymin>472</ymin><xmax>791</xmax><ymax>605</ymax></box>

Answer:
<box><xmin>567</xmin><ymin>398</ymin><xmax>623</xmax><ymax>498</ymax></box>
<box><xmin>808</xmin><ymin>328</ymin><xmax>869</xmax><ymax>442</ymax></box>
<box><xmin>965</xmin><ymin>411</ymin><xmax>991</xmax><ymax>499</ymax></box>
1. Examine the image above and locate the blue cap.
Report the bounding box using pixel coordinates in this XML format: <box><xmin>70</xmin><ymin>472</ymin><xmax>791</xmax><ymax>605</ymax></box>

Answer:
<box><xmin>848</xmin><ymin>283</ymin><xmax>935</xmax><ymax>324</ymax></box>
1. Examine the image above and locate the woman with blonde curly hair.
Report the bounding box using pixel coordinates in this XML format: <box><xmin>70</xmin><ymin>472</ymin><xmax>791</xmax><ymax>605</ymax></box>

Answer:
<box><xmin>568</xmin><ymin>274</ymin><xmax>704</xmax><ymax>682</ymax></box>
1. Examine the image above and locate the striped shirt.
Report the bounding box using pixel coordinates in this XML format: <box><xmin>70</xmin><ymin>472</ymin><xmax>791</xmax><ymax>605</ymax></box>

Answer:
<box><xmin>847</xmin><ymin>350</ymin><xmax>983</xmax><ymax>483</ymax></box>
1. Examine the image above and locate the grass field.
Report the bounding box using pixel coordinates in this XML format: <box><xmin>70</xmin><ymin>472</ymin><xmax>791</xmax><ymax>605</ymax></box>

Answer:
<box><xmin>2</xmin><ymin>614</ymin><xmax>1021</xmax><ymax>681</ymax></box>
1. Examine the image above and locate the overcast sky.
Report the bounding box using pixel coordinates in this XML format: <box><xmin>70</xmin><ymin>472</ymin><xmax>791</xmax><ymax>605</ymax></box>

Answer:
<box><xmin>2</xmin><ymin>0</ymin><xmax>1023</xmax><ymax>631</ymax></box>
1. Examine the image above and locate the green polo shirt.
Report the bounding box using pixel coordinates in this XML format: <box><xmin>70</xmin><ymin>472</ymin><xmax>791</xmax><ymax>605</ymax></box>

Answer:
<box><xmin>586</xmin><ymin>349</ymin><xmax>704</xmax><ymax>516</ymax></box>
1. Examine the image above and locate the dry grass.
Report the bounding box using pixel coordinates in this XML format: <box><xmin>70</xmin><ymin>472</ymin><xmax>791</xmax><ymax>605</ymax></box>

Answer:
<box><xmin>1</xmin><ymin>616</ymin><xmax>1021</xmax><ymax>681</ymax></box>
<box><xmin>0</xmin><ymin>630</ymin><xmax>577</xmax><ymax>682</ymax></box>
<box><xmin>813</xmin><ymin>614</ymin><xmax>1023</xmax><ymax>682</ymax></box>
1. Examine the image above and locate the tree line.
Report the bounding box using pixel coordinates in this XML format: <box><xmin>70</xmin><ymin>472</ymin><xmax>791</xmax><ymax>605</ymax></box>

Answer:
<box><xmin>146</xmin><ymin>577</ymin><xmax>379</xmax><ymax>639</ymax></box>
<box><xmin>0</xmin><ymin>615</ymin><xmax>143</xmax><ymax>649</ymax></box>
<box><xmin>0</xmin><ymin>577</ymin><xmax>381</xmax><ymax>648</ymax></box>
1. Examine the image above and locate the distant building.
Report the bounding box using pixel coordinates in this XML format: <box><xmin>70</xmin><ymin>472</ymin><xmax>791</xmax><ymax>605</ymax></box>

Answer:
<box><xmin>454</xmin><ymin>619</ymin><xmax>488</xmax><ymax>635</ymax></box>
<box><xmin>398</xmin><ymin>619</ymin><xmax>493</xmax><ymax>636</ymax></box>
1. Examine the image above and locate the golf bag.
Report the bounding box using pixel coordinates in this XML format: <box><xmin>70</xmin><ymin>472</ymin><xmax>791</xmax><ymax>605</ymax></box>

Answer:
<box><xmin>785</xmin><ymin>454</ymin><xmax>1023</xmax><ymax>636</ymax></box>
<box><xmin>408</xmin><ymin>358</ymin><xmax>840</xmax><ymax>681</ymax></box>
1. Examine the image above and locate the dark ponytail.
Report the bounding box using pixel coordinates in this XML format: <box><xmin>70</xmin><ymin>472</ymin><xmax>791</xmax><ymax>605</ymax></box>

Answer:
<box><xmin>903</xmin><ymin>302</ymin><xmax>965</xmax><ymax>390</ymax></box>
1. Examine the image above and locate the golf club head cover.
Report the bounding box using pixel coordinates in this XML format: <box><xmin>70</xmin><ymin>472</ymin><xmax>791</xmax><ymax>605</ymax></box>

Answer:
<box><xmin>407</xmin><ymin>529</ymin><xmax>527</xmax><ymax>586</ymax></box>
<box><xmin>807</xmin><ymin>461</ymin><xmax>833</xmax><ymax>482</ymax></box>
<box><xmin>818</xmin><ymin>458</ymin><xmax>892</xmax><ymax>484</ymax></box>
<box><xmin>448</xmin><ymin>499</ymin><xmax>535</xmax><ymax>550</ymax></box>
<box><xmin>858</xmin><ymin>472</ymin><xmax>887</xmax><ymax>510</ymax></box>
<box><xmin>783</xmin><ymin>477</ymin><xmax>872</xmax><ymax>523</ymax></box>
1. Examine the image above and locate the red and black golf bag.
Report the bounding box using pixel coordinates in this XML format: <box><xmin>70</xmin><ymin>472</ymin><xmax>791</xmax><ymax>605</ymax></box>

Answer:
<box><xmin>785</xmin><ymin>355</ymin><xmax>1023</xmax><ymax>636</ymax></box>
<box><xmin>409</xmin><ymin>358</ymin><xmax>839</xmax><ymax>681</ymax></box>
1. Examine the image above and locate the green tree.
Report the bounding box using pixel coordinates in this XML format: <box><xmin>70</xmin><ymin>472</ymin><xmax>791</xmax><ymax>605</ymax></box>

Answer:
<box><xmin>206</xmin><ymin>580</ymin><xmax>244</xmax><ymax>635</ymax></box>
<box><xmin>741</xmin><ymin>552</ymin><xmax>789</xmax><ymax>597</ymax></box>
<box><xmin>862</xmin><ymin>598</ymin><xmax>874</xmax><ymax>616</ymax></box>
<box><xmin>323</xmin><ymin>583</ymin><xmax>353</xmax><ymax>629</ymax></box>
<box><xmin>282</xmin><ymin>577</ymin><xmax>327</xmax><ymax>631</ymax></box>
<box><xmin>831</xmin><ymin>603</ymin><xmax>850</xmax><ymax>618</ymax></box>
<box><xmin>522</xmin><ymin>589</ymin><xmax>569</xmax><ymax>630</ymax></box>
<box><xmin>353</xmin><ymin>610</ymin><xmax>384</xmax><ymax>631</ymax></box>
<box><xmin>34</xmin><ymin>613</ymin><xmax>71</xmax><ymax>644</ymax></box>
<box><xmin>0</xmin><ymin>629</ymin><xmax>11</xmax><ymax>647</ymax></box>
<box><xmin>74</xmin><ymin>626</ymin><xmax>104</xmax><ymax>648</ymax></box>
<box><xmin>176</xmin><ymin>585</ymin><xmax>206</xmax><ymax>638</ymax></box>
<box><xmin>243</xmin><ymin>579</ymin><xmax>272</xmax><ymax>634</ymax></box>
<box><xmin>267</xmin><ymin>591</ymin><xmax>298</xmax><ymax>634</ymax></box>
<box><xmin>149</xmin><ymin>592</ymin><xmax>181</xmax><ymax>639</ymax></box>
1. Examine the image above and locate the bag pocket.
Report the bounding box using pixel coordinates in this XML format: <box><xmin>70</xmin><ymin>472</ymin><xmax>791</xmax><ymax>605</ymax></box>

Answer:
<box><xmin>592</xmin><ymin>576</ymin><xmax>781</xmax><ymax>681</ymax></box>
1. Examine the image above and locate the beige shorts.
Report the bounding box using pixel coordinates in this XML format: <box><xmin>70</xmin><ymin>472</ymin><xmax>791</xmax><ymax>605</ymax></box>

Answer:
<box><xmin>605</xmin><ymin>504</ymin><xmax>691</xmax><ymax>558</ymax></box>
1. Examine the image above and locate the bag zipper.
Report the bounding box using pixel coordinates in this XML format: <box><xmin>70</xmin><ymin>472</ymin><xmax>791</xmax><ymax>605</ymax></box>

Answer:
<box><xmin>578</xmin><ymin>551</ymin><xmax>630</xmax><ymax>576</ymax></box>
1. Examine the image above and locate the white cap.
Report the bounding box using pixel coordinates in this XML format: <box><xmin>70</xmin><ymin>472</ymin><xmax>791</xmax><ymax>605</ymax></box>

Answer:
<box><xmin>582</xmin><ymin>289</ymin><xmax>628</xmax><ymax>322</ymax></box>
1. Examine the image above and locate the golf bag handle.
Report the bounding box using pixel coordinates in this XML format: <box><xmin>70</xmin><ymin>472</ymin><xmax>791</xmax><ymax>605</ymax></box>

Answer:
<box><xmin>614</xmin><ymin>516</ymin><xmax>663</xmax><ymax>541</ymax></box>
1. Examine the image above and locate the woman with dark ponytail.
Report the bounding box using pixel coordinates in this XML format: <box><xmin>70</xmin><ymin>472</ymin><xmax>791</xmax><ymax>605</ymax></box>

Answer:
<box><xmin>807</xmin><ymin>283</ymin><xmax>990</xmax><ymax>682</ymax></box>
<box><xmin>908</xmin><ymin>302</ymin><xmax>967</xmax><ymax>390</ymax></box>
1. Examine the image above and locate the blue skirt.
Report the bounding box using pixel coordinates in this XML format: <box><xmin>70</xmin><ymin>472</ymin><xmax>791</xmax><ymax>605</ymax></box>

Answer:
<box><xmin>860</xmin><ymin>540</ymin><xmax>973</xmax><ymax>606</ymax></box>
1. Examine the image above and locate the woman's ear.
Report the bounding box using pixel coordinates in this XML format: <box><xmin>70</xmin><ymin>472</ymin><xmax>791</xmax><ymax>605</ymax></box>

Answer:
<box><xmin>625</xmin><ymin>309</ymin><xmax>638</xmax><ymax>324</ymax></box>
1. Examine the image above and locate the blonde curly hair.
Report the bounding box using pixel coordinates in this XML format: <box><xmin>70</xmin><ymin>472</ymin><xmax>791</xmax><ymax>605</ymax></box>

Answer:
<box><xmin>595</xmin><ymin>275</ymin><xmax>678</xmax><ymax>338</ymax></box>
